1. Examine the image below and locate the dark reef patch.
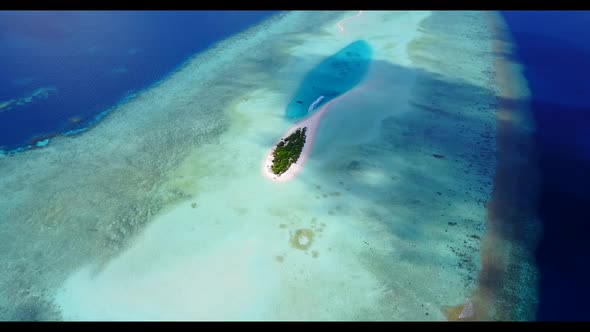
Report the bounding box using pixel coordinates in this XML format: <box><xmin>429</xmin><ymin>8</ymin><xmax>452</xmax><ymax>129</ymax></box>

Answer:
<box><xmin>289</xmin><ymin>228</ymin><xmax>315</xmax><ymax>251</ymax></box>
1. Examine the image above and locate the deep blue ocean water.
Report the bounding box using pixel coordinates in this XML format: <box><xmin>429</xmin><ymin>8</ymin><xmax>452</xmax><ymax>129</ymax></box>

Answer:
<box><xmin>502</xmin><ymin>11</ymin><xmax>590</xmax><ymax>321</ymax></box>
<box><xmin>0</xmin><ymin>11</ymin><xmax>278</xmax><ymax>152</ymax></box>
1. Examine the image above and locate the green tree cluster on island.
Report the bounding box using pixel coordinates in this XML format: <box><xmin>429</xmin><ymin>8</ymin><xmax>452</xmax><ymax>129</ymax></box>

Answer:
<box><xmin>271</xmin><ymin>127</ymin><xmax>307</xmax><ymax>175</ymax></box>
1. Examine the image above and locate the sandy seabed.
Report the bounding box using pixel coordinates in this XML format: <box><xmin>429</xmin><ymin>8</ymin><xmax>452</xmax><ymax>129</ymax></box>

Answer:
<box><xmin>0</xmin><ymin>11</ymin><xmax>538</xmax><ymax>321</ymax></box>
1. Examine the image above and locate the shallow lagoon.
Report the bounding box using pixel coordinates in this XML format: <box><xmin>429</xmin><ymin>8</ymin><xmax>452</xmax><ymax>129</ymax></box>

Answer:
<box><xmin>285</xmin><ymin>40</ymin><xmax>372</xmax><ymax>119</ymax></box>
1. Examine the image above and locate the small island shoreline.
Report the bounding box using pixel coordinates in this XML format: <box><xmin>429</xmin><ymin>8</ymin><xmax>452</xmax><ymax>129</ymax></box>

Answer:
<box><xmin>262</xmin><ymin>94</ymin><xmax>343</xmax><ymax>183</ymax></box>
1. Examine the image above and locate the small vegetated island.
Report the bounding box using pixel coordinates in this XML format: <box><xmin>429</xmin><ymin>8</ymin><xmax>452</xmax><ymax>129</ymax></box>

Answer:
<box><xmin>271</xmin><ymin>127</ymin><xmax>307</xmax><ymax>175</ymax></box>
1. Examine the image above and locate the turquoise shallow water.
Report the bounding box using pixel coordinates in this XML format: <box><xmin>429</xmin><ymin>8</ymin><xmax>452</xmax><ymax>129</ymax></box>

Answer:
<box><xmin>0</xmin><ymin>11</ymin><xmax>539</xmax><ymax>321</ymax></box>
<box><xmin>285</xmin><ymin>40</ymin><xmax>372</xmax><ymax>119</ymax></box>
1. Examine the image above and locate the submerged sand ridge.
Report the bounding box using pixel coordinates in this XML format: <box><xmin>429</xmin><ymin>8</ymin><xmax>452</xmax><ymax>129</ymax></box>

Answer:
<box><xmin>0</xmin><ymin>11</ymin><xmax>538</xmax><ymax>321</ymax></box>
